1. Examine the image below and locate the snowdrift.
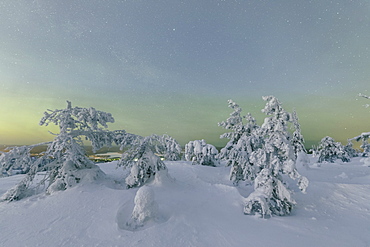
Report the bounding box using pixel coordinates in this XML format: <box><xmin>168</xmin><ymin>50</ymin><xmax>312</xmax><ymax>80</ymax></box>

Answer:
<box><xmin>1</xmin><ymin>157</ymin><xmax>370</xmax><ymax>247</ymax></box>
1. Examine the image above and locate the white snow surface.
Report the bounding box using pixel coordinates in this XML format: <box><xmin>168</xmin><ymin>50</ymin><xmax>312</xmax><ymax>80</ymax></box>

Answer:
<box><xmin>1</xmin><ymin>156</ymin><xmax>370</xmax><ymax>247</ymax></box>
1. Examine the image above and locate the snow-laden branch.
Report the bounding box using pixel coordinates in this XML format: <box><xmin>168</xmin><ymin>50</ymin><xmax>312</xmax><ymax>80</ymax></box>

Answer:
<box><xmin>359</xmin><ymin>93</ymin><xmax>370</xmax><ymax>99</ymax></box>
<box><xmin>359</xmin><ymin>93</ymin><xmax>370</xmax><ymax>108</ymax></box>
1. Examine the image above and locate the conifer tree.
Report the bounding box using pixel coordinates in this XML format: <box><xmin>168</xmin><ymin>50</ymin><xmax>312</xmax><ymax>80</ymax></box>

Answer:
<box><xmin>291</xmin><ymin>110</ymin><xmax>306</xmax><ymax>157</ymax></box>
<box><xmin>218</xmin><ymin>100</ymin><xmax>247</xmax><ymax>162</ymax></box>
<box><xmin>218</xmin><ymin>100</ymin><xmax>261</xmax><ymax>185</ymax></box>
<box><xmin>243</xmin><ymin>96</ymin><xmax>308</xmax><ymax>217</ymax></box>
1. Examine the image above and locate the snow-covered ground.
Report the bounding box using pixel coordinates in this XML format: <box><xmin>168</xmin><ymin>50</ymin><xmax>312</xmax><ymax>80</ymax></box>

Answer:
<box><xmin>1</xmin><ymin>156</ymin><xmax>370</xmax><ymax>247</ymax></box>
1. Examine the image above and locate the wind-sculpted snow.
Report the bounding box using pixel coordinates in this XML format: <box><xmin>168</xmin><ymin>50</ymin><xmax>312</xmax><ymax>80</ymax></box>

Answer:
<box><xmin>0</xmin><ymin>157</ymin><xmax>370</xmax><ymax>246</ymax></box>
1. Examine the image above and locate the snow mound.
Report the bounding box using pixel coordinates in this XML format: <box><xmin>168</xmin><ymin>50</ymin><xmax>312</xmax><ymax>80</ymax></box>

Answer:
<box><xmin>119</xmin><ymin>186</ymin><xmax>165</xmax><ymax>231</ymax></box>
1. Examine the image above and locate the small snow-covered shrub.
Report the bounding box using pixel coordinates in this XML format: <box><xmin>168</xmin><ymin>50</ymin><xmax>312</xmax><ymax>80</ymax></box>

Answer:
<box><xmin>185</xmin><ymin>139</ymin><xmax>219</xmax><ymax>166</ymax></box>
<box><xmin>126</xmin><ymin>186</ymin><xmax>158</xmax><ymax>229</ymax></box>
<box><xmin>315</xmin><ymin>136</ymin><xmax>350</xmax><ymax>163</ymax></box>
<box><xmin>0</xmin><ymin>145</ymin><xmax>34</xmax><ymax>177</ymax></box>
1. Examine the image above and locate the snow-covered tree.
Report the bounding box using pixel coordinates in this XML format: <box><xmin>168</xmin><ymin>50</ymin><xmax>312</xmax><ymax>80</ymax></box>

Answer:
<box><xmin>355</xmin><ymin>94</ymin><xmax>370</xmax><ymax>154</ymax></box>
<box><xmin>315</xmin><ymin>136</ymin><xmax>350</xmax><ymax>163</ymax></box>
<box><xmin>155</xmin><ymin>134</ymin><xmax>182</xmax><ymax>161</ymax></box>
<box><xmin>218</xmin><ymin>96</ymin><xmax>308</xmax><ymax>216</ymax></box>
<box><xmin>356</xmin><ymin>135</ymin><xmax>370</xmax><ymax>166</ymax></box>
<box><xmin>291</xmin><ymin>110</ymin><xmax>306</xmax><ymax>157</ymax></box>
<box><xmin>244</xmin><ymin>168</ymin><xmax>296</xmax><ymax>217</ymax></box>
<box><xmin>39</xmin><ymin>101</ymin><xmax>115</xmax><ymax>193</ymax></box>
<box><xmin>356</xmin><ymin>133</ymin><xmax>370</xmax><ymax>157</ymax></box>
<box><xmin>350</xmin><ymin>132</ymin><xmax>370</xmax><ymax>166</ymax></box>
<box><xmin>218</xmin><ymin>100</ymin><xmax>261</xmax><ymax>185</ymax></box>
<box><xmin>227</xmin><ymin>131</ymin><xmax>263</xmax><ymax>185</ymax></box>
<box><xmin>218</xmin><ymin>100</ymin><xmax>249</xmax><ymax>161</ymax></box>
<box><xmin>185</xmin><ymin>139</ymin><xmax>220</xmax><ymax>166</ymax></box>
<box><xmin>243</xmin><ymin>96</ymin><xmax>309</xmax><ymax>217</ymax></box>
<box><xmin>350</xmin><ymin>93</ymin><xmax>370</xmax><ymax>165</ymax></box>
<box><xmin>0</xmin><ymin>145</ymin><xmax>35</xmax><ymax>177</ymax></box>
<box><xmin>1</xmin><ymin>101</ymin><xmax>115</xmax><ymax>201</ymax></box>
<box><xmin>343</xmin><ymin>141</ymin><xmax>358</xmax><ymax>158</ymax></box>
<box><xmin>116</xmin><ymin>134</ymin><xmax>169</xmax><ymax>188</ymax></box>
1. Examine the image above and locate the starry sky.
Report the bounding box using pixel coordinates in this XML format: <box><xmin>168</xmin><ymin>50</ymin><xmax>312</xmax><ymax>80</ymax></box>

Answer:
<box><xmin>0</xmin><ymin>0</ymin><xmax>370</xmax><ymax>148</ymax></box>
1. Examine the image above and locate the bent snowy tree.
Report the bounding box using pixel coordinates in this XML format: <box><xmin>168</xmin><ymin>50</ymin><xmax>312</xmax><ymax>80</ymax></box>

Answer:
<box><xmin>0</xmin><ymin>101</ymin><xmax>115</xmax><ymax>201</ymax></box>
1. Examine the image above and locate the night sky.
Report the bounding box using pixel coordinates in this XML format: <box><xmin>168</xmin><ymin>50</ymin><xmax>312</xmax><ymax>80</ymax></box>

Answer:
<box><xmin>1</xmin><ymin>0</ymin><xmax>370</xmax><ymax>148</ymax></box>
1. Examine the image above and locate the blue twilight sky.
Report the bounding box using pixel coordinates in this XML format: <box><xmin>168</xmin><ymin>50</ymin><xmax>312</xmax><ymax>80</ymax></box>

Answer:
<box><xmin>0</xmin><ymin>0</ymin><xmax>370</xmax><ymax>147</ymax></box>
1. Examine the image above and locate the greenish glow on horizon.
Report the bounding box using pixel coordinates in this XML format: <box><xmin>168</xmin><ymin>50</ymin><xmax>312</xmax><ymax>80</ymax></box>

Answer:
<box><xmin>1</xmin><ymin>95</ymin><xmax>369</xmax><ymax>149</ymax></box>
<box><xmin>0</xmin><ymin>1</ymin><xmax>369</xmax><ymax>148</ymax></box>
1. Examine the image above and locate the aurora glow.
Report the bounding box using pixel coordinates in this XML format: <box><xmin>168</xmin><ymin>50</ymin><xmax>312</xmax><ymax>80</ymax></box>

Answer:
<box><xmin>0</xmin><ymin>1</ymin><xmax>369</xmax><ymax>147</ymax></box>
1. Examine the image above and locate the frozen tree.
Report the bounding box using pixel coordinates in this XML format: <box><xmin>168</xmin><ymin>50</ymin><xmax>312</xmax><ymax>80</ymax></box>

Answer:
<box><xmin>116</xmin><ymin>134</ymin><xmax>168</xmax><ymax>188</ymax></box>
<box><xmin>243</xmin><ymin>96</ymin><xmax>308</xmax><ymax>217</ymax></box>
<box><xmin>290</xmin><ymin>110</ymin><xmax>310</xmax><ymax>167</ymax></box>
<box><xmin>115</xmin><ymin>133</ymin><xmax>181</xmax><ymax>161</ymax></box>
<box><xmin>0</xmin><ymin>148</ymin><xmax>46</xmax><ymax>201</ymax></box>
<box><xmin>218</xmin><ymin>100</ymin><xmax>248</xmax><ymax>161</ymax></box>
<box><xmin>350</xmin><ymin>93</ymin><xmax>370</xmax><ymax>165</ymax></box>
<box><xmin>126</xmin><ymin>186</ymin><xmax>159</xmax><ymax>229</ymax></box>
<box><xmin>39</xmin><ymin>101</ymin><xmax>115</xmax><ymax>194</ymax></box>
<box><xmin>0</xmin><ymin>145</ymin><xmax>35</xmax><ymax>177</ymax></box>
<box><xmin>227</xmin><ymin>131</ymin><xmax>263</xmax><ymax>185</ymax></box>
<box><xmin>155</xmin><ymin>134</ymin><xmax>182</xmax><ymax>161</ymax></box>
<box><xmin>185</xmin><ymin>139</ymin><xmax>220</xmax><ymax>166</ymax></box>
<box><xmin>244</xmin><ymin>168</ymin><xmax>296</xmax><ymax>217</ymax></box>
<box><xmin>352</xmin><ymin>93</ymin><xmax>370</xmax><ymax>156</ymax></box>
<box><xmin>352</xmin><ymin>132</ymin><xmax>370</xmax><ymax>157</ymax></box>
<box><xmin>291</xmin><ymin>110</ymin><xmax>306</xmax><ymax>157</ymax></box>
<box><xmin>315</xmin><ymin>136</ymin><xmax>350</xmax><ymax>163</ymax></box>
<box><xmin>1</xmin><ymin>101</ymin><xmax>115</xmax><ymax>201</ymax></box>
<box><xmin>343</xmin><ymin>141</ymin><xmax>358</xmax><ymax>158</ymax></box>
<box><xmin>218</xmin><ymin>100</ymin><xmax>261</xmax><ymax>184</ymax></box>
<box><xmin>228</xmin><ymin>120</ymin><xmax>262</xmax><ymax>185</ymax></box>
<box><xmin>350</xmin><ymin>132</ymin><xmax>370</xmax><ymax>166</ymax></box>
